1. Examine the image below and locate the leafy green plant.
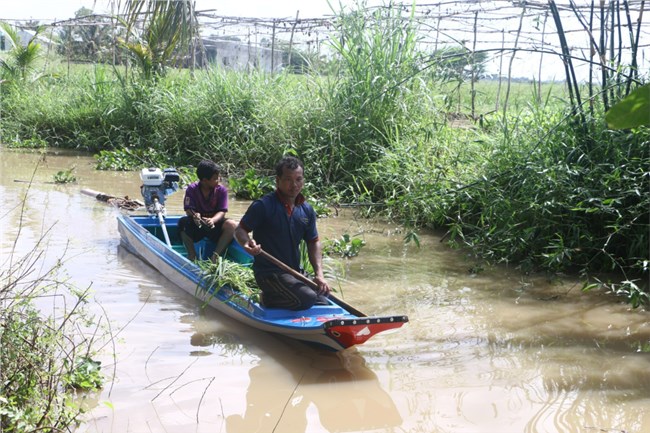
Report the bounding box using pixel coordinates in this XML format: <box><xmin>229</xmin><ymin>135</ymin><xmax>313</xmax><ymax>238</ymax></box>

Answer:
<box><xmin>4</xmin><ymin>137</ymin><xmax>48</xmax><ymax>149</ymax></box>
<box><xmin>606</xmin><ymin>83</ymin><xmax>650</xmax><ymax>129</ymax></box>
<box><xmin>309</xmin><ymin>196</ymin><xmax>332</xmax><ymax>218</ymax></box>
<box><xmin>0</xmin><ymin>21</ymin><xmax>44</xmax><ymax>85</ymax></box>
<box><xmin>403</xmin><ymin>230</ymin><xmax>421</xmax><ymax>248</ymax></box>
<box><xmin>314</xmin><ymin>0</ymin><xmax>423</xmax><ymax>186</ymax></box>
<box><xmin>118</xmin><ymin>0</ymin><xmax>198</xmax><ymax>80</ymax></box>
<box><xmin>323</xmin><ymin>233</ymin><xmax>366</xmax><ymax>258</ymax></box>
<box><xmin>53</xmin><ymin>166</ymin><xmax>77</xmax><ymax>183</ymax></box>
<box><xmin>1</xmin><ymin>229</ymin><xmax>105</xmax><ymax>431</ymax></box>
<box><xmin>63</xmin><ymin>357</ymin><xmax>103</xmax><ymax>390</ymax></box>
<box><xmin>95</xmin><ymin>148</ymin><xmax>167</xmax><ymax>171</ymax></box>
<box><xmin>583</xmin><ymin>277</ymin><xmax>650</xmax><ymax>309</ymax></box>
<box><xmin>229</xmin><ymin>168</ymin><xmax>274</xmax><ymax>200</ymax></box>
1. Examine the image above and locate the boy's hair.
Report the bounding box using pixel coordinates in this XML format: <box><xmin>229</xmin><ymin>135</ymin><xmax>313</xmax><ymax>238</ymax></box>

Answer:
<box><xmin>196</xmin><ymin>160</ymin><xmax>221</xmax><ymax>181</ymax></box>
<box><xmin>275</xmin><ymin>156</ymin><xmax>304</xmax><ymax>177</ymax></box>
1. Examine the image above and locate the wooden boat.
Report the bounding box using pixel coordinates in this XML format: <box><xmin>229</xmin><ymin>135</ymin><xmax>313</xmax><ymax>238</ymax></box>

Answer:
<box><xmin>117</xmin><ymin>214</ymin><xmax>409</xmax><ymax>351</ymax></box>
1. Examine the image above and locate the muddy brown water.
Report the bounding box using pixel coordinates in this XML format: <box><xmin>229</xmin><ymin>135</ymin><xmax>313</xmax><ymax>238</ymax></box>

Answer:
<box><xmin>1</xmin><ymin>149</ymin><xmax>649</xmax><ymax>433</ymax></box>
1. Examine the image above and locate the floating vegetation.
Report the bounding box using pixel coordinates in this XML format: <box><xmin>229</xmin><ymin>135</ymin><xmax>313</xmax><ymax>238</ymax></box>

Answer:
<box><xmin>53</xmin><ymin>166</ymin><xmax>76</xmax><ymax>184</ymax></box>
<box><xmin>323</xmin><ymin>233</ymin><xmax>366</xmax><ymax>258</ymax></box>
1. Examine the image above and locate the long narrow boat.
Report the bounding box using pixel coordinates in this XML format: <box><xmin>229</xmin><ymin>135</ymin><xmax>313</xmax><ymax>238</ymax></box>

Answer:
<box><xmin>117</xmin><ymin>214</ymin><xmax>409</xmax><ymax>351</ymax></box>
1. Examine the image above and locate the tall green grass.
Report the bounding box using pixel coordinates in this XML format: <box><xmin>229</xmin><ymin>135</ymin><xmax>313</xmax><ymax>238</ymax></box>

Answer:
<box><xmin>0</xmin><ymin>3</ymin><xmax>647</xmax><ymax>306</ymax></box>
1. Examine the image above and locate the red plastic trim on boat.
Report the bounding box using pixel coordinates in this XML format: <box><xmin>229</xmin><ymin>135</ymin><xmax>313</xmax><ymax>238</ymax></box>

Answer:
<box><xmin>324</xmin><ymin>316</ymin><xmax>409</xmax><ymax>348</ymax></box>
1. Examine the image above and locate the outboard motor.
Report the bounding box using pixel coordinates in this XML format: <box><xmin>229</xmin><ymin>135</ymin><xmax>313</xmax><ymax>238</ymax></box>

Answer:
<box><xmin>139</xmin><ymin>167</ymin><xmax>180</xmax><ymax>246</ymax></box>
<box><xmin>140</xmin><ymin>167</ymin><xmax>180</xmax><ymax>215</ymax></box>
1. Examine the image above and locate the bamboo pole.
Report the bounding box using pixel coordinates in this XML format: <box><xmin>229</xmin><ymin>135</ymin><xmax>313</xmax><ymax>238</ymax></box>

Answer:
<box><xmin>616</xmin><ymin>0</ymin><xmax>623</xmax><ymax>99</ymax></box>
<box><xmin>610</xmin><ymin>0</ymin><xmax>619</xmax><ymax>102</ymax></box>
<box><xmin>191</xmin><ymin>1</ymin><xmax>196</xmax><ymax>74</ymax></box>
<box><xmin>633</xmin><ymin>1</ymin><xmax>645</xmax><ymax>84</ymax></box>
<box><xmin>537</xmin><ymin>11</ymin><xmax>548</xmax><ymax>104</ymax></box>
<box><xmin>112</xmin><ymin>0</ymin><xmax>116</xmax><ymax>67</ymax></box>
<box><xmin>589</xmin><ymin>0</ymin><xmax>595</xmax><ymax>116</ymax></box>
<box><xmin>287</xmin><ymin>10</ymin><xmax>299</xmax><ymax>72</ymax></box>
<box><xmin>623</xmin><ymin>0</ymin><xmax>642</xmax><ymax>95</ymax></box>
<box><xmin>495</xmin><ymin>29</ymin><xmax>504</xmax><ymax>112</ymax></box>
<box><xmin>600</xmin><ymin>0</ymin><xmax>609</xmax><ymax>110</ymax></box>
<box><xmin>568</xmin><ymin>0</ymin><xmax>603</xmax><ymax>114</ymax></box>
<box><xmin>471</xmin><ymin>11</ymin><xmax>477</xmax><ymax>120</ymax></box>
<box><xmin>503</xmin><ymin>5</ymin><xmax>526</xmax><ymax>117</ymax></box>
<box><xmin>270</xmin><ymin>19</ymin><xmax>276</xmax><ymax>73</ymax></box>
<box><xmin>549</xmin><ymin>0</ymin><xmax>584</xmax><ymax>124</ymax></box>
<box><xmin>247</xmin><ymin>28</ymin><xmax>251</xmax><ymax>73</ymax></box>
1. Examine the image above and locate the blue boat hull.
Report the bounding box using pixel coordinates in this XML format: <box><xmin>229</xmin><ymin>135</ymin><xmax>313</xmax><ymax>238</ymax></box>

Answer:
<box><xmin>117</xmin><ymin>214</ymin><xmax>408</xmax><ymax>351</ymax></box>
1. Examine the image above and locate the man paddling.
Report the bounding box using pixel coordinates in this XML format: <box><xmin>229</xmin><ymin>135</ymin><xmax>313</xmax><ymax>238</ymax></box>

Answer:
<box><xmin>235</xmin><ymin>156</ymin><xmax>331</xmax><ymax>310</ymax></box>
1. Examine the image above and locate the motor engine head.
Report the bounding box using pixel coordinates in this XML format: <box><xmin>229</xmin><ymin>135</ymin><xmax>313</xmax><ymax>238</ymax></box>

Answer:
<box><xmin>140</xmin><ymin>167</ymin><xmax>180</xmax><ymax>214</ymax></box>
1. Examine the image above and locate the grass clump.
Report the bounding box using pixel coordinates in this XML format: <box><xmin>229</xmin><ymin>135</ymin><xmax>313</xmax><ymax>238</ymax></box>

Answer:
<box><xmin>196</xmin><ymin>257</ymin><xmax>261</xmax><ymax>304</ymax></box>
<box><xmin>442</xmin><ymin>108</ymin><xmax>649</xmax><ymax>282</ymax></box>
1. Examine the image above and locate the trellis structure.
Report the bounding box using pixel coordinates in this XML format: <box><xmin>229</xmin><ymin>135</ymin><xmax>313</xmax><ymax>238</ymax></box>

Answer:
<box><xmin>3</xmin><ymin>1</ymin><xmax>648</xmax><ymax>85</ymax></box>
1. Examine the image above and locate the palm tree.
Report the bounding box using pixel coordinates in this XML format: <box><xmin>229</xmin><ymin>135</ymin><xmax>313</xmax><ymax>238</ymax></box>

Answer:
<box><xmin>118</xmin><ymin>0</ymin><xmax>198</xmax><ymax>79</ymax></box>
<box><xmin>0</xmin><ymin>22</ymin><xmax>43</xmax><ymax>84</ymax></box>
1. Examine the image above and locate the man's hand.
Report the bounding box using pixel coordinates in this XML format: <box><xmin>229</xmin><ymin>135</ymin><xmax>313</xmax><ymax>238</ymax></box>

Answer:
<box><xmin>313</xmin><ymin>275</ymin><xmax>331</xmax><ymax>296</ymax></box>
<box><xmin>191</xmin><ymin>211</ymin><xmax>203</xmax><ymax>227</ymax></box>
<box><xmin>243</xmin><ymin>238</ymin><xmax>261</xmax><ymax>256</ymax></box>
<box><xmin>235</xmin><ymin>226</ymin><xmax>261</xmax><ymax>256</ymax></box>
<box><xmin>203</xmin><ymin>216</ymin><xmax>215</xmax><ymax>228</ymax></box>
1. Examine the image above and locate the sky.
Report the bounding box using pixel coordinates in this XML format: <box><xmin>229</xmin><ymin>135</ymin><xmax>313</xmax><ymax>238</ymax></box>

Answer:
<box><xmin>0</xmin><ymin>0</ymin><xmax>361</xmax><ymax>21</ymax></box>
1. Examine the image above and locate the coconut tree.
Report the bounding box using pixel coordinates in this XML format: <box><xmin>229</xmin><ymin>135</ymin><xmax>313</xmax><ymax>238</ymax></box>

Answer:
<box><xmin>0</xmin><ymin>22</ymin><xmax>44</xmax><ymax>84</ymax></box>
<box><xmin>117</xmin><ymin>0</ymin><xmax>198</xmax><ymax>80</ymax></box>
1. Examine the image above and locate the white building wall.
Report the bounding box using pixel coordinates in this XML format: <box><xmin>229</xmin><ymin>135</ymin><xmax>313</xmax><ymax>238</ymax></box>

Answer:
<box><xmin>0</xmin><ymin>28</ymin><xmax>52</xmax><ymax>52</ymax></box>
<box><xmin>202</xmin><ymin>39</ymin><xmax>283</xmax><ymax>72</ymax></box>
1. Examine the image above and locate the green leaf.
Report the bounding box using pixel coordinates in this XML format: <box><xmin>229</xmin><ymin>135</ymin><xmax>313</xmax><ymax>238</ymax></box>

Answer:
<box><xmin>403</xmin><ymin>230</ymin><xmax>420</xmax><ymax>248</ymax></box>
<box><xmin>581</xmin><ymin>282</ymin><xmax>600</xmax><ymax>292</ymax></box>
<box><xmin>605</xmin><ymin>83</ymin><xmax>650</xmax><ymax>129</ymax></box>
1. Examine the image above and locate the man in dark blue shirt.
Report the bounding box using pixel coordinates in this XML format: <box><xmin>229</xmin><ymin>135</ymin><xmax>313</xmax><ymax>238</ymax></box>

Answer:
<box><xmin>235</xmin><ymin>156</ymin><xmax>331</xmax><ymax>310</ymax></box>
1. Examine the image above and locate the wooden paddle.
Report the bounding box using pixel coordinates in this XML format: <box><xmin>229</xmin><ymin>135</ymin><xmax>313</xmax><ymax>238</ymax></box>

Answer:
<box><xmin>258</xmin><ymin>248</ymin><xmax>367</xmax><ymax>317</ymax></box>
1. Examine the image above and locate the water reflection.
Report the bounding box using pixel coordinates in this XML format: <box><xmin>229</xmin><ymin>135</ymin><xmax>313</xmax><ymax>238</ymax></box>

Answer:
<box><xmin>188</xmin><ymin>327</ymin><xmax>401</xmax><ymax>433</ymax></box>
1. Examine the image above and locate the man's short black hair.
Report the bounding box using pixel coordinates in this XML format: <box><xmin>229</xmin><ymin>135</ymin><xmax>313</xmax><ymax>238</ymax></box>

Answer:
<box><xmin>197</xmin><ymin>160</ymin><xmax>221</xmax><ymax>181</ymax></box>
<box><xmin>275</xmin><ymin>156</ymin><xmax>304</xmax><ymax>177</ymax></box>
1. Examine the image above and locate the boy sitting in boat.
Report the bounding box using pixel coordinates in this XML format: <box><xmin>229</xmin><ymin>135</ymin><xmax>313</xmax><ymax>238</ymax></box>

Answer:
<box><xmin>178</xmin><ymin>160</ymin><xmax>237</xmax><ymax>262</ymax></box>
